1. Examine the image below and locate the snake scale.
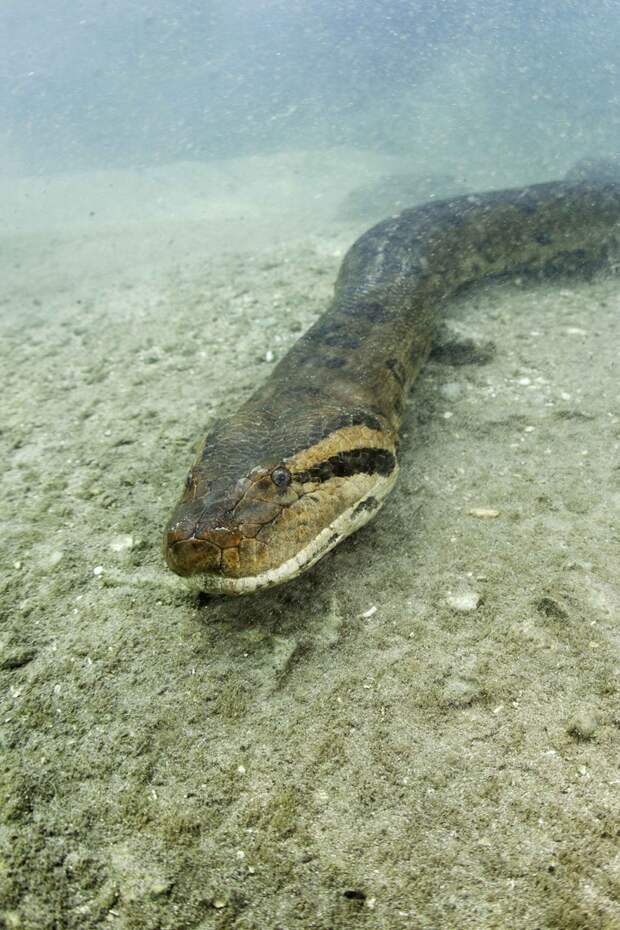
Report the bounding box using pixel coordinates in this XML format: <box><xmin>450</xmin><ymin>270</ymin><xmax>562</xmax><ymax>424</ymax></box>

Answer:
<box><xmin>164</xmin><ymin>167</ymin><xmax>620</xmax><ymax>594</ymax></box>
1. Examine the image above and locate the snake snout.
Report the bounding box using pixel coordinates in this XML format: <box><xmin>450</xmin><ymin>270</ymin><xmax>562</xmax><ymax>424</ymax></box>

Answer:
<box><xmin>165</xmin><ymin>504</ymin><xmax>249</xmax><ymax>577</ymax></box>
<box><xmin>165</xmin><ymin>523</ymin><xmax>222</xmax><ymax>577</ymax></box>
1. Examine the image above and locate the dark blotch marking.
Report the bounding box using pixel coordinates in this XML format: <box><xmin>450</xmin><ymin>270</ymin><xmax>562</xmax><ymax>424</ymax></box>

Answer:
<box><xmin>296</xmin><ymin>448</ymin><xmax>395</xmax><ymax>484</ymax></box>
<box><xmin>314</xmin><ymin>320</ymin><xmax>361</xmax><ymax>350</ymax></box>
<box><xmin>302</xmin><ymin>409</ymin><xmax>383</xmax><ymax>450</ymax></box>
<box><xmin>330</xmin><ymin>409</ymin><xmax>383</xmax><ymax>433</ymax></box>
<box><xmin>477</xmin><ymin>237</ymin><xmax>501</xmax><ymax>263</ymax></box>
<box><xmin>353</xmin><ymin>496</ymin><xmax>380</xmax><ymax>515</ymax></box>
<box><xmin>535</xmin><ymin>231</ymin><xmax>553</xmax><ymax>246</ymax></box>
<box><xmin>360</xmin><ymin>301</ymin><xmax>390</xmax><ymax>323</ymax></box>
<box><xmin>541</xmin><ymin>247</ymin><xmax>593</xmax><ymax>277</ymax></box>
<box><xmin>285</xmin><ymin>385</ymin><xmax>324</xmax><ymax>399</ymax></box>
<box><xmin>386</xmin><ymin>357</ymin><xmax>407</xmax><ymax>387</ymax></box>
<box><xmin>323</xmin><ymin>356</ymin><xmax>346</xmax><ymax>369</ymax></box>
<box><xmin>515</xmin><ymin>197</ymin><xmax>540</xmax><ymax>216</ymax></box>
<box><xmin>324</xmin><ymin>332</ymin><xmax>361</xmax><ymax>349</ymax></box>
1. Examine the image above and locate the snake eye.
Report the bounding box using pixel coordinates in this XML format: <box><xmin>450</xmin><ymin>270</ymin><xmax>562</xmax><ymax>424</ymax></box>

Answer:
<box><xmin>271</xmin><ymin>466</ymin><xmax>292</xmax><ymax>488</ymax></box>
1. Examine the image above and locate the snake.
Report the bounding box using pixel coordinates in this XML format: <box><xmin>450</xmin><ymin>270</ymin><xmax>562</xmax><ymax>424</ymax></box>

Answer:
<box><xmin>164</xmin><ymin>165</ymin><xmax>620</xmax><ymax>594</ymax></box>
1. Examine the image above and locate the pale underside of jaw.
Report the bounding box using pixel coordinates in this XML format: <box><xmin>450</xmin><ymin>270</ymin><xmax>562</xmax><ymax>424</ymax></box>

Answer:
<box><xmin>185</xmin><ymin>466</ymin><xmax>399</xmax><ymax>596</ymax></box>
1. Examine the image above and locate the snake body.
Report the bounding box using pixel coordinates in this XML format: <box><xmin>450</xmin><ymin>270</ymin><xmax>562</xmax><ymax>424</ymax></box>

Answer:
<box><xmin>164</xmin><ymin>175</ymin><xmax>620</xmax><ymax>594</ymax></box>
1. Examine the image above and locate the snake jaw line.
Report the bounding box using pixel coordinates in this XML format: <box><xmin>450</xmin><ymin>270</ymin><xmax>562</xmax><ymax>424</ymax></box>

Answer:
<box><xmin>183</xmin><ymin>464</ymin><xmax>399</xmax><ymax>595</ymax></box>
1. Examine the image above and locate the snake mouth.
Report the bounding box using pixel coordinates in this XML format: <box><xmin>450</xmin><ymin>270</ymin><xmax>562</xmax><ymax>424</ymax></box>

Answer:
<box><xmin>165</xmin><ymin>465</ymin><xmax>399</xmax><ymax>595</ymax></box>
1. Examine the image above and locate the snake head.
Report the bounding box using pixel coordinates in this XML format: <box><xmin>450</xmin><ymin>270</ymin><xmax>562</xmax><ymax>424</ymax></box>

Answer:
<box><xmin>164</xmin><ymin>421</ymin><xmax>398</xmax><ymax>594</ymax></box>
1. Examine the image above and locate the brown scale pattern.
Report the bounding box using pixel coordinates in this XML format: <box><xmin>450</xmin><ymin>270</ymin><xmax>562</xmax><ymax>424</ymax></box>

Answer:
<box><xmin>165</xmin><ymin>177</ymin><xmax>620</xmax><ymax>590</ymax></box>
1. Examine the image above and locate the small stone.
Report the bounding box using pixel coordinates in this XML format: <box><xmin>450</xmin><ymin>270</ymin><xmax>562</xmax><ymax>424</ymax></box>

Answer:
<box><xmin>446</xmin><ymin>591</ymin><xmax>481</xmax><ymax>612</ymax></box>
<box><xmin>43</xmin><ymin>550</ymin><xmax>64</xmax><ymax>570</ymax></box>
<box><xmin>213</xmin><ymin>898</ymin><xmax>226</xmax><ymax>909</ymax></box>
<box><xmin>93</xmin><ymin>565</ymin><xmax>104</xmax><ymax>576</ymax></box>
<box><xmin>109</xmin><ymin>534</ymin><xmax>134</xmax><ymax>553</ymax></box>
<box><xmin>567</xmin><ymin>709</ymin><xmax>598</xmax><ymax>740</ymax></box>
<box><xmin>149</xmin><ymin>879</ymin><xmax>173</xmax><ymax>898</ymax></box>
<box><xmin>359</xmin><ymin>605</ymin><xmax>378</xmax><ymax>619</ymax></box>
<box><xmin>440</xmin><ymin>381</ymin><xmax>463</xmax><ymax>401</ymax></box>
<box><xmin>441</xmin><ymin>675</ymin><xmax>482</xmax><ymax>707</ymax></box>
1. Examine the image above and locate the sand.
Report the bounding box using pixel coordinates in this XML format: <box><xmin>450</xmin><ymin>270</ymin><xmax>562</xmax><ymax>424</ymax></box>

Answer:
<box><xmin>1</xmin><ymin>149</ymin><xmax>619</xmax><ymax>930</ymax></box>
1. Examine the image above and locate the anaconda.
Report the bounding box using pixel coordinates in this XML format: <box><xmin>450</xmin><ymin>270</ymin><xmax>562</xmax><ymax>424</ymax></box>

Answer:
<box><xmin>164</xmin><ymin>173</ymin><xmax>620</xmax><ymax>594</ymax></box>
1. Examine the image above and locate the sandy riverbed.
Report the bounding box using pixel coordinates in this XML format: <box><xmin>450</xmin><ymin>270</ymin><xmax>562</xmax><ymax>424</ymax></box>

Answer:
<box><xmin>1</xmin><ymin>149</ymin><xmax>619</xmax><ymax>930</ymax></box>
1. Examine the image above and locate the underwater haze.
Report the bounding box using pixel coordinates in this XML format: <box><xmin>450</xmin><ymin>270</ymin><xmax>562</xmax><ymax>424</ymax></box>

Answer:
<box><xmin>2</xmin><ymin>3</ymin><xmax>620</xmax><ymax>930</ymax></box>
<box><xmin>1</xmin><ymin>0</ymin><xmax>620</xmax><ymax>176</ymax></box>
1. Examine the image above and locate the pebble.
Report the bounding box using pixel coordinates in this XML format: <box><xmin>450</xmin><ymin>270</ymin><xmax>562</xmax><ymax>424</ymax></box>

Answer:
<box><xmin>440</xmin><ymin>382</ymin><xmax>463</xmax><ymax>401</ymax></box>
<box><xmin>567</xmin><ymin>709</ymin><xmax>598</xmax><ymax>740</ymax></box>
<box><xmin>109</xmin><ymin>534</ymin><xmax>134</xmax><ymax>553</ymax></box>
<box><xmin>42</xmin><ymin>550</ymin><xmax>64</xmax><ymax>570</ymax></box>
<box><xmin>446</xmin><ymin>591</ymin><xmax>481</xmax><ymax>612</ymax></box>
<box><xmin>149</xmin><ymin>879</ymin><xmax>173</xmax><ymax>898</ymax></box>
<box><xmin>359</xmin><ymin>605</ymin><xmax>378</xmax><ymax>619</ymax></box>
<box><xmin>441</xmin><ymin>675</ymin><xmax>482</xmax><ymax>707</ymax></box>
